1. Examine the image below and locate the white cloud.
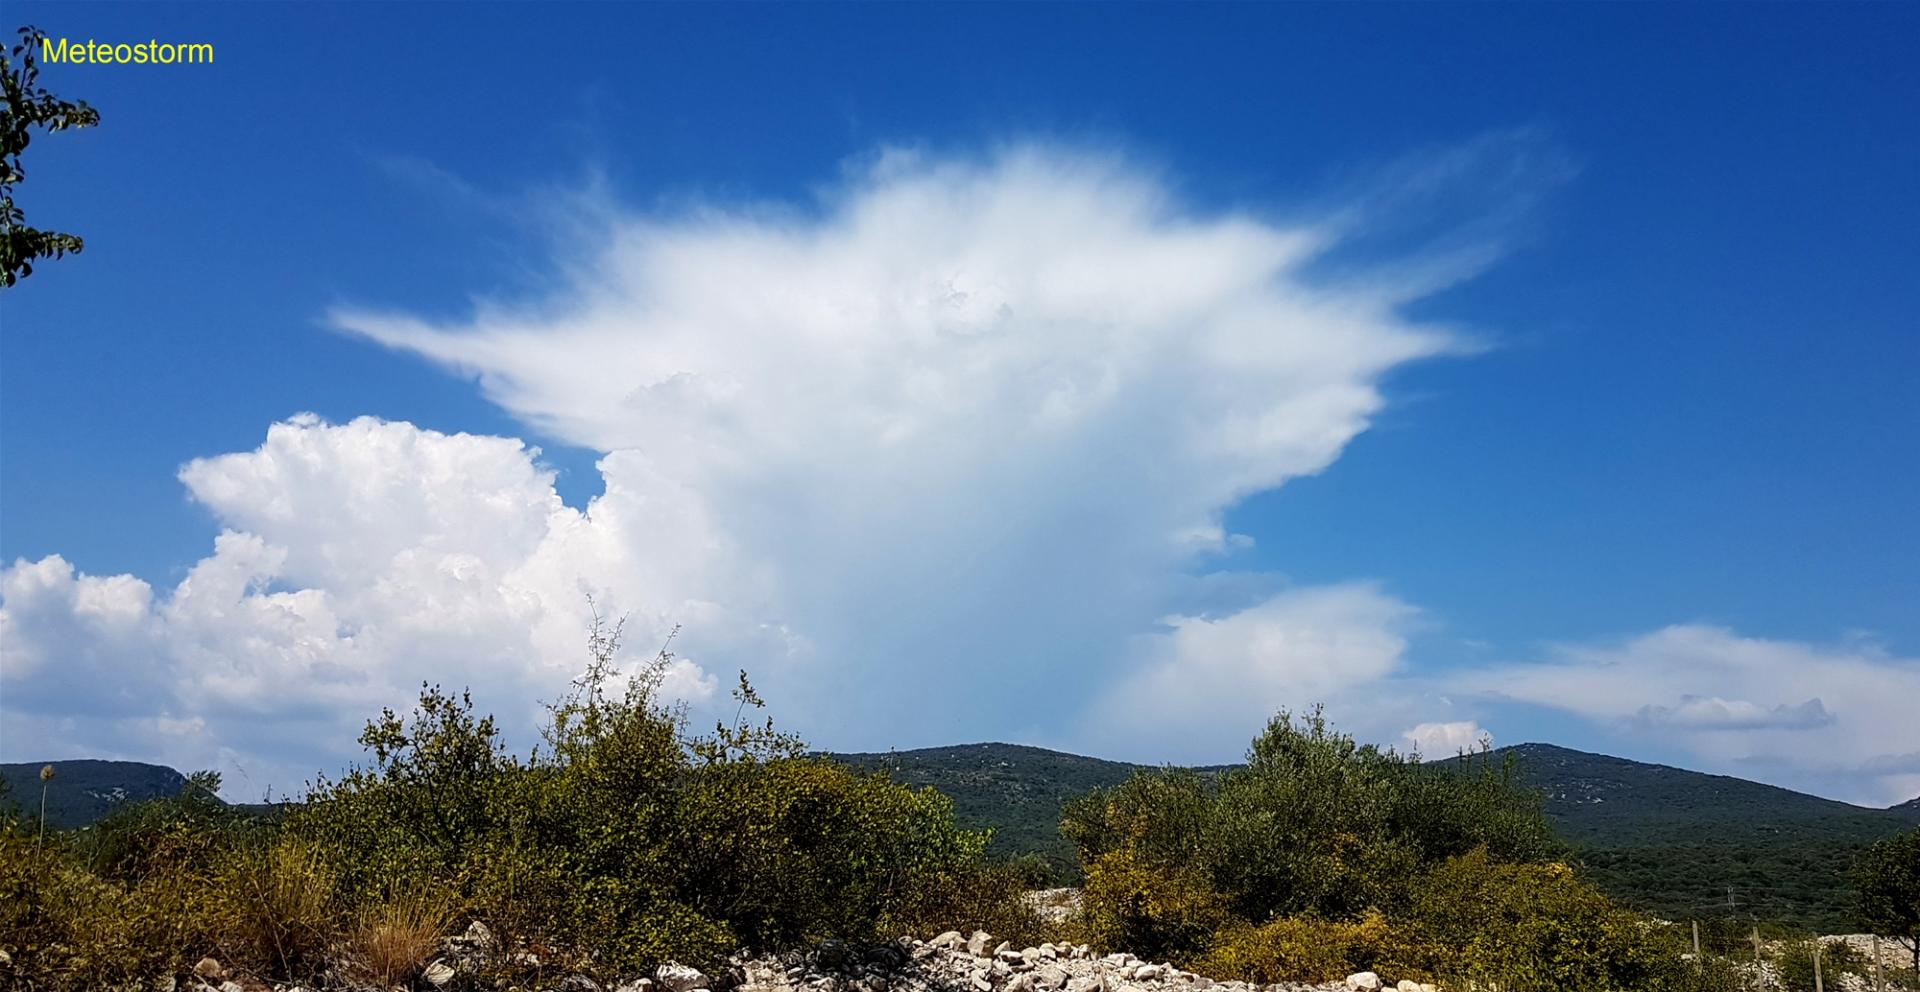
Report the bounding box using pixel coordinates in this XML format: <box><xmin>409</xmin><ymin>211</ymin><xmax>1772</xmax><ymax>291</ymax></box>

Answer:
<box><xmin>322</xmin><ymin>145</ymin><xmax>1478</xmax><ymax>751</ymax></box>
<box><xmin>2</xmin><ymin>416</ymin><xmax>727</xmax><ymax>795</ymax></box>
<box><xmin>1402</xmin><ymin>720</ymin><xmax>1492</xmax><ymax>757</ymax></box>
<box><xmin>1083</xmin><ymin>583</ymin><xmax>1423</xmax><ymax>762</ymax></box>
<box><xmin>1461</xmin><ymin>625</ymin><xmax>1920</xmax><ymax>805</ymax></box>
<box><xmin>1</xmin><ymin>142</ymin><xmax>1533</xmax><ymax>787</ymax></box>
<box><xmin>1632</xmin><ymin>695</ymin><xmax>1833</xmax><ymax>731</ymax></box>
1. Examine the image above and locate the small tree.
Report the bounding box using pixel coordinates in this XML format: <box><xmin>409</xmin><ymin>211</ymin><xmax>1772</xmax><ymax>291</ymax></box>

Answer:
<box><xmin>1853</xmin><ymin>827</ymin><xmax>1920</xmax><ymax>979</ymax></box>
<box><xmin>3</xmin><ymin>25</ymin><xmax>100</xmax><ymax>286</ymax></box>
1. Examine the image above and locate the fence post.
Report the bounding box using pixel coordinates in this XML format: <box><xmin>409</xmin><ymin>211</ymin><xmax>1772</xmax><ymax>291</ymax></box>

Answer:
<box><xmin>1693</xmin><ymin>920</ymin><xmax>1702</xmax><ymax>959</ymax></box>
<box><xmin>1872</xmin><ymin>934</ymin><xmax>1883</xmax><ymax>992</ymax></box>
<box><xmin>1814</xmin><ymin>939</ymin><xmax>1824</xmax><ymax>992</ymax></box>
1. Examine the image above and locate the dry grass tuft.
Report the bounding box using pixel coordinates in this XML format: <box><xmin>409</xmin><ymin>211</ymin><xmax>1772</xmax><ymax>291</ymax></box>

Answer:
<box><xmin>351</xmin><ymin>889</ymin><xmax>452</xmax><ymax>986</ymax></box>
<box><xmin>220</xmin><ymin>836</ymin><xmax>340</xmax><ymax>978</ymax></box>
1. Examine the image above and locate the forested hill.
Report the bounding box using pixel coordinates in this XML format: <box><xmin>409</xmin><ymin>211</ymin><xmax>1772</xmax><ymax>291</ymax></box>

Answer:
<box><xmin>832</xmin><ymin>741</ymin><xmax>1919</xmax><ymax>931</ymax></box>
<box><xmin>829</xmin><ymin>743</ymin><xmax>1147</xmax><ymax>874</ymax></box>
<box><xmin>1486</xmin><ymin>742</ymin><xmax>1920</xmax><ymax>842</ymax></box>
<box><xmin>12</xmin><ymin>745</ymin><xmax>1918</xmax><ymax>931</ymax></box>
<box><xmin>1477</xmin><ymin>743</ymin><xmax>1920</xmax><ymax>931</ymax></box>
<box><xmin>0</xmin><ymin>760</ymin><xmax>190</xmax><ymax>829</ymax></box>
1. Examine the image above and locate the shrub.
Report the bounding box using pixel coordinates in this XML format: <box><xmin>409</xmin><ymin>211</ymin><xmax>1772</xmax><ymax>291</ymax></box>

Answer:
<box><xmin>882</xmin><ymin>859</ymin><xmax>1048</xmax><ymax>949</ymax></box>
<box><xmin>1077</xmin><ymin>848</ymin><xmax>1230</xmax><ymax>961</ymax></box>
<box><xmin>1061</xmin><ymin>709</ymin><xmax>1728</xmax><ymax>992</ymax></box>
<box><xmin>283</xmin><ymin>618</ymin><xmax>1019</xmax><ymax>977</ymax></box>
<box><xmin>1853</xmin><ymin>827</ymin><xmax>1920</xmax><ymax>980</ymax></box>
<box><xmin>1399</xmin><ymin>848</ymin><xmax>1701</xmax><ymax>992</ymax></box>
<box><xmin>0</xmin><ymin>801</ymin><xmax>233</xmax><ymax>988</ymax></box>
<box><xmin>1064</xmin><ymin>707</ymin><xmax>1560</xmax><ymax>931</ymax></box>
<box><xmin>1773</xmin><ymin>938</ymin><xmax>1864</xmax><ymax>992</ymax></box>
<box><xmin>1196</xmin><ymin>911</ymin><xmax>1402</xmax><ymax>984</ymax></box>
<box><xmin>2</xmin><ymin>618</ymin><xmax>1032</xmax><ymax>989</ymax></box>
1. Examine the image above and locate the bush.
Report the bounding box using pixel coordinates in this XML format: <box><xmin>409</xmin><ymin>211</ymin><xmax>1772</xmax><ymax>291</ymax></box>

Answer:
<box><xmin>1195</xmin><ymin>911</ymin><xmax>1401</xmax><ymax>984</ymax></box>
<box><xmin>1061</xmin><ymin>709</ymin><xmax>1726</xmax><ymax>992</ymax></box>
<box><xmin>0</xmin><ymin>786</ymin><xmax>239</xmax><ymax>989</ymax></box>
<box><xmin>1077</xmin><ymin>848</ymin><xmax>1229</xmax><ymax>962</ymax></box>
<box><xmin>1400</xmin><ymin>849</ymin><xmax>1702</xmax><ymax>992</ymax></box>
<box><xmin>883</xmin><ymin>859</ymin><xmax>1047</xmax><ymax>949</ymax></box>
<box><xmin>1773</xmin><ymin>938</ymin><xmax>1864</xmax><ymax>992</ymax></box>
<box><xmin>1064</xmin><ymin>707</ymin><xmax>1560</xmax><ymax>932</ymax></box>
<box><xmin>1</xmin><ymin>619</ymin><xmax>1033</xmax><ymax>989</ymax></box>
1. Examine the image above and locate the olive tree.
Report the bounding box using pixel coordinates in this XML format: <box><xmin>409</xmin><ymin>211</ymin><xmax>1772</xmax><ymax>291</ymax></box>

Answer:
<box><xmin>1853</xmin><ymin>827</ymin><xmax>1920</xmax><ymax>980</ymax></box>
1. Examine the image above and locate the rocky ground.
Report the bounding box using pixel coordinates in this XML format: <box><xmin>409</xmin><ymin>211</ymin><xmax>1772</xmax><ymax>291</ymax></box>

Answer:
<box><xmin>86</xmin><ymin>921</ymin><xmax>1918</xmax><ymax>992</ymax></box>
<box><xmin>163</xmin><ymin>924</ymin><xmax>1431</xmax><ymax>992</ymax></box>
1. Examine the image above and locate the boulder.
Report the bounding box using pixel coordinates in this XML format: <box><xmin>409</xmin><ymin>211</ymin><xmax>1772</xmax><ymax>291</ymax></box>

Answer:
<box><xmin>1037</xmin><ymin>964</ymin><xmax>1070</xmax><ymax>990</ymax></box>
<box><xmin>969</xmin><ymin>932</ymin><xmax>994</xmax><ymax>957</ymax></box>
<box><xmin>192</xmin><ymin>958</ymin><xmax>224</xmax><ymax>981</ymax></box>
<box><xmin>423</xmin><ymin>961</ymin><xmax>457</xmax><ymax>988</ymax></box>
<box><xmin>932</xmin><ymin>931</ymin><xmax>966</xmax><ymax>950</ymax></box>
<box><xmin>1134</xmin><ymin>965</ymin><xmax>1165</xmax><ymax>981</ymax></box>
<box><xmin>658</xmin><ymin>962</ymin><xmax>712</xmax><ymax>992</ymax></box>
<box><xmin>1394</xmin><ymin>983</ymin><xmax>1421</xmax><ymax>992</ymax></box>
<box><xmin>458</xmin><ymin>917</ymin><xmax>499</xmax><ymax>947</ymax></box>
<box><xmin>1345</xmin><ymin>974</ymin><xmax>1382</xmax><ymax>992</ymax></box>
<box><xmin>1006</xmin><ymin>973</ymin><xmax>1038</xmax><ymax>992</ymax></box>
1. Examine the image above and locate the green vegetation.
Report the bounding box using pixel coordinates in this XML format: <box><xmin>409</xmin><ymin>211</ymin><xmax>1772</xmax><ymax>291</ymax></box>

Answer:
<box><xmin>9</xmin><ymin>677</ymin><xmax>1914</xmax><ymax>991</ymax></box>
<box><xmin>0</xmin><ymin>761</ymin><xmax>197</xmax><ymax>831</ymax></box>
<box><xmin>832</xmin><ymin>743</ymin><xmax>1148</xmax><ymax>880</ymax></box>
<box><xmin>1058</xmin><ymin>708</ymin><xmax>1731</xmax><ymax>991</ymax></box>
<box><xmin>839</xmin><ymin>740</ymin><xmax>1920</xmax><ymax>931</ymax></box>
<box><xmin>0</xmin><ymin>622</ymin><xmax>1036</xmax><ymax>990</ymax></box>
<box><xmin>1852</xmin><ymin>827</ymin><xmax>1920</xmax><ymax>979</ymax></box>
<box><xmin>1505</xmin><ymin>743</ymin><xmax>1920</xmax><ymax>933</ymax></box>
<box><xmin>28</xmin><ymin>741</ymin><xmax>1918</xmax><ymax>933</ymax></box>
<box><xmin>2</xmin><ymin>25</ymin><xmax>100</xmax><ymax>287</ymax></box>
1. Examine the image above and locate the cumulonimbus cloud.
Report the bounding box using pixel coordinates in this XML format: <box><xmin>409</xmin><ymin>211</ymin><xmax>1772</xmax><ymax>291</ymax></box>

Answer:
<box><xmin>5</xmin><ymin>143</ymin><xmax>1497</xmax><ymax>788</ymax></box>
<box><xmin>7</xmin><ymin>142</ymin><xmax>1913</xmax><ymax>808</ymax></box>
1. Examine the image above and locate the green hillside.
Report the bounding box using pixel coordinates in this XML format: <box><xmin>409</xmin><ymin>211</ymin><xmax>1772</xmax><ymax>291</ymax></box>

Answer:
<box><xmin>14</xmin><ymin>746</ymin><xmax>1917</xmax><ymax>933</ymax></box>
<box><xmin>1484</xmin><ymin>743</ymin><xmax>1920</xmax><ymax>932</ymax></box>
<box><xmin>0</xmin><ymin>760</ymin><xmax>192</xmax><ymax>829</ymax></box>
<box><xmin>834</xmin><ymin>741</ymin><xmax>1918</xmax><ymax>931</ymax></box>
<box><xmin>830</xmin><ymin>743</ymin><xmax>1145</xmax><ymax>876</ymax></box>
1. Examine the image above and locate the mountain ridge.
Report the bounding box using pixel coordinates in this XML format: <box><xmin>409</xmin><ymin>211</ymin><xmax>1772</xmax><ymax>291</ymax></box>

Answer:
<box><xmin>9</xmin><ymin>742</ymin><xmax>1917</xmax><ymax>931</ymax></box>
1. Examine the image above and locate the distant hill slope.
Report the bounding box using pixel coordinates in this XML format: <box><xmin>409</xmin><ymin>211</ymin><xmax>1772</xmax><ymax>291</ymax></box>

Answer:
<box><xmin>833</xmin><ymin>741</ymin><xmax>1919</xmax><ymax>931</ymax></box>
<box><xmin>829</xmin><ymin>743</ymin><xmax>1144</xmax><ymax>874</ymax></box>
<box><xmin>1483</xmin><ymin>742</ymin><xmax>1920</xmax><ymax>842</ymax></box>
<box><xmin>16</xmin><ymin>746</ymin><xmax>1916</xmax><ymax>932</ymax></box>
<box><xmin>1470</xmin><ymin>743</ymin><xmax>1920</xmax><ymax>932</ymax></box>
<box><xmin>0</xmin><ymin>760</ymin><xmax>191</xmax><ymax>829</ymax></box>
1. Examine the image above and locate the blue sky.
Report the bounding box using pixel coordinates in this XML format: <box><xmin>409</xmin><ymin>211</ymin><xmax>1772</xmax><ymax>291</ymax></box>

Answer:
<box><xmin>2</xmin><ymin>3</ymin><xmax>1916</xmax><ymax>805</ymax></box>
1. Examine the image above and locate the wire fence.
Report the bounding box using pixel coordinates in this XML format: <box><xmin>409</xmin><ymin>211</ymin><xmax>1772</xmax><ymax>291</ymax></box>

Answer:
<box><xmin>1662</xmin><ymin>886</ymin><xmax>1918</xmax><ymax>992</ymax></box>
